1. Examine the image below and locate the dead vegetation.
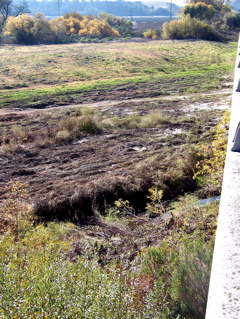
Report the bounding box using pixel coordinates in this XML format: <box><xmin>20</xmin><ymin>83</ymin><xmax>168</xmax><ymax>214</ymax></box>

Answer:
<box><xmin>0</xmin><ymin>39</ymin><xmax>235</xmax><ymax>319</ymax></box>
<box><xmin>0</xmin><ymin>85</ymin><xmax>231</xmax><ymax>224</ymax></box>
<box><xmin>0</xmin><ymin>40</ymin><xmax>235</xmax><ymax>224</ymax></box>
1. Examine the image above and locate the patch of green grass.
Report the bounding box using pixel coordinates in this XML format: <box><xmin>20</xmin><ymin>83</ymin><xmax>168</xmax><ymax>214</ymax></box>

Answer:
<box><xmin>0</xmin><ymin>69</ymin><xmax>231</xmax><ymax>109</ymax></box>
<box><xmin>0</xmin><ymin>40</ymin><xmax>236</xmax><ymax>108</ymax></box>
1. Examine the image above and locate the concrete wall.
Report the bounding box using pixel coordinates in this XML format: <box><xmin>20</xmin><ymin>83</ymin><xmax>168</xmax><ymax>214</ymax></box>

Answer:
<box><xmin>205</xmin><ymin>38</ymin><xmax>240</xmax><ymax>318</ymax></box>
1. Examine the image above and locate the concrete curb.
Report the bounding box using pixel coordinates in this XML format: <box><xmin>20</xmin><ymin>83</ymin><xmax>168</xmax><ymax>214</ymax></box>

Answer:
<box><xmin>205</xmin><ymin>38</ymin><xmax>240</xmax><ymax>318</ymax></box>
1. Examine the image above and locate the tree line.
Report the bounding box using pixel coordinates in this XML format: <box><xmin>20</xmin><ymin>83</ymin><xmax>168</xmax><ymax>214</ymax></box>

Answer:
<box><xmin>1</xmin><ymin>0</ymin><xmax>240</xmax><ymax>44</ymax></box>
<box><xmin>2</xmin><ymin>12</ymin><xmax>134</xmax><ymax>44</ymax></box>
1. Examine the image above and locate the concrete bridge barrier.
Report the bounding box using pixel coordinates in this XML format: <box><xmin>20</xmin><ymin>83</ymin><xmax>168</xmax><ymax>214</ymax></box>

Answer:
<box><xmin>205</xmin><ymin>37</ymin><xmax>240</xmax><ymax>318</ymax></box>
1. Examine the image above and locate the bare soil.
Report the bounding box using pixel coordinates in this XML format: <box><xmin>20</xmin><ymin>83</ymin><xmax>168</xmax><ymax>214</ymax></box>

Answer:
<box><xmin>0</xmin><ymin>77</ymin><xmax>232</xmax><ymax>219</ymax></box>
<box><xmin>0</xmin><ymin>75</ymin><xmax>231</xmax><ymax>268</ymax></box>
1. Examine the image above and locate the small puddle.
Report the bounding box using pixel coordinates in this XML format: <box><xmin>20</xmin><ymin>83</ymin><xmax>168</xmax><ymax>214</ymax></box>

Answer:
<box><xmin>198</xmin><ymin>196</ymin><xmax>221</xmax><ymax>206</ymax></box>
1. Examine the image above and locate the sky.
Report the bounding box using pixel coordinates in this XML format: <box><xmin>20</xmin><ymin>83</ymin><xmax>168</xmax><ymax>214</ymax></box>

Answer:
<box><xmin>141</xmin><ymin>0</ymin><xmax>186</xmax><ymax>7</ymax></box>
<box><xmin>167</xmin><ymin>0</ymin><xmax>186</xmax><ymax>6</ymax></box>
<box><xmin>163</xmin><ymin>0</ymin><xmax>186</xmax><ymax>6</ymax></box>
<box><xmin>173</xmin><ymin>0</ymin><xmax>186</xmax><ymax>5</ymax></box>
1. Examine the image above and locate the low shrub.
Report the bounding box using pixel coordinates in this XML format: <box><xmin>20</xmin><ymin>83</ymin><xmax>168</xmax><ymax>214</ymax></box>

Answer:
<box><xmin>0</xmin><ymin>177</ymin><xmax>218</xmax><ymax>318</ymax></box>
<box><xmin>0</xmin><ymin>225</ymin><xmax>135</xmax><ymax>318</ymax></box>
<box><xmin>143</xmin><ymin>29</ymin><xmax>159</xmax><ymax>39</ymax></box>
<box><xmin>162</xmin><ymin>15</ymin><xmax>222</xmax><ymax>41</ymax></box>
<box><xmin>170</xmin><ymin>194</ymin><xmax>218</xmax><ymax>241</ymax></box>
<box><xmin>171</xmin><ymin>238</ymin><xmax>213</xmax><ymax>318</ymax></box>
<box><xmin>141</xmin><ymin>238</ymin><xmax>214</xmax><ymax>319</ymax></box>
<box><xmin>102</xmin><ymin>112</ymin><xmax>170</xmax><ymax>130</ymax></box>
<box><xmin>101</xmin><ymin>114</ymin><xmax>141</xmax><ymax>129</ymax></box>
<box><xmin>0</xmin><ymin>215</ymin><xmax>214</xmax><ymax>319</ymax></box>
<box><xmin>56</xmin><ymin>115</ymin><xmax>101</xmax><ymax>141</ymax></box>
<box><xmin>194</xmin><ymin>110</ymin><xmax>230</xmax><ymax>196</ymax></box>
<box><xmin>145</xmin><ymin>186</ymin><xmax>165</xmax><ymax>216</ymax></box>
<box><xmin>140</xmin><ymin>111</ymin><xmax>171</xmax><ymax>128</ymax></box>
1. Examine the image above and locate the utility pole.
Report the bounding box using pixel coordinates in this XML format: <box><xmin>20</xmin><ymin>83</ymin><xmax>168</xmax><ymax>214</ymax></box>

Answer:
<box><xmin>170</xmin><ymin>0</ymin><xmax>172</xmax><ymax>21</ymax></box>
<box><xmin>130</xmin><ymin>10</ymin><xmax>133</xmax><ymax>21</ymax></box>
<box><xmin>57</xmin><ymin>0</ymin><xmax>61</xmax><ymax>17</ymax></box>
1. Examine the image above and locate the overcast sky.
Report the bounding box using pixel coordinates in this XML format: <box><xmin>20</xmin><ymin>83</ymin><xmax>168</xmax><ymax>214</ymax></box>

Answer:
<box><xmin>142</xmin><ymin>0</ymin><xmax>186</xmax><ymax>7</ymax></box>
<box><xmin>173</xmin><ymin>0</ymin><xmax>186</xmax><ymax>5</ymax></box>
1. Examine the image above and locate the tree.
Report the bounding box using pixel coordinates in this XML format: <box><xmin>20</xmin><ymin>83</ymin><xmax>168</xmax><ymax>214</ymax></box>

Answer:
<box><xmin>63</xmin><ymin>12</ymin><xmax>83</xmax><ymax>21</ymax></box>
<box><xmin>98</xmin><ymin>12</ymin><xmax>133</xmax><ymax>37</ymax></box>
<box><xmin>182</xmin><ymin>2</ymin><xmax>217</xmax><ymax>20</ymax></box>
<box><xmin>186</xmin><ymin>0</ymin><xmax>231</xmax><ymax>12</ymax></box>
<box><xmin>32</xmin><ymin>12</ymin><xmax>56</xmax><ymax>43</ymax></box>
<box><xmin>50</xmin><ymin>17</ymin><xmax>69</xmax><ymax>42</ymax></box>
<box><xmin>0</xmin><ymin>0</ymin><xmax>29</xmax><ymax>28</ymax></box>
<box><xmin>60</xmin><ymin>12</ymin><xmax>120</xmax><ymax>38</ymax></box>
<box><xmin>62</xmin><ymin>16</ymin><xmax>82</xmax><ymax>34</ymax></box>
<box><xmin>224</xmin><ymin>11</ymin><xmax>240</xmax><ymax>29</ymax></box>
<box><xmin>87</xmin><ymin>18</ymin><xmax>120</xmax><ymax>37</ymax></box>
<box><xmin>3</xmin><ymin>13</ymin><xmax>57</xmax><ymax>44</ymax></box>
<box><xmin>161</xmin><ymin>14</ymin><xmax>222</xmax><ymax>41</ymax></box>
<box><xmin>3</xmin><ymin>14</ymin><xmax>36</xmax><ymax>44</ymax></box>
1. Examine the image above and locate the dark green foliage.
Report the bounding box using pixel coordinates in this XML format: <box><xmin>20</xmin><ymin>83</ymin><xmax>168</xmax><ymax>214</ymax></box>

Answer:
<box><xmin>224</xmin><ymin>11</ymin><xmax>240</xmax><ymax>29</ymax></box>
<box><xmin>15</xmin><ymin>30</ymin><xmax>36</xmax><ymax>44</ymax></box>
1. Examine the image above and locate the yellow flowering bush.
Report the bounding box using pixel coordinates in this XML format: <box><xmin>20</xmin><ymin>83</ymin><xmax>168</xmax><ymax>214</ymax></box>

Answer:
<box><xmin>194</xmin><ymin>110</ymin><xmax>230</xmax><ymax>194</ymax></box>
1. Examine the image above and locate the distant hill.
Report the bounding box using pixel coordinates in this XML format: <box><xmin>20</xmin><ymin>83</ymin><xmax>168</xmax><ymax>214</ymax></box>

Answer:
<box><xmin>27</xmin><ymin>0</ymin><xmax>181</xmax><ymax>17</ymax></box>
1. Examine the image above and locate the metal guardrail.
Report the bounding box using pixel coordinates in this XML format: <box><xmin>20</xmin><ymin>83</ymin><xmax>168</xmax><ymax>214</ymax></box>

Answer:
<box><xmin>205</xmin><ymin>37</ymin><xmax>240</xmax><ymax>318</ymax></box>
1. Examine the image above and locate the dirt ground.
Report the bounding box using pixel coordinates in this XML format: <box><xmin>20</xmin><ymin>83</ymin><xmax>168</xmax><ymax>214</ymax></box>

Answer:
<box><xmin>0</xmin><ymin>77</ymin><xmax>230</xmax><ymax>265</ymax></box>
<box><xmin>0</xmin><ymin>79</ymin><xmax>232</xmax><ymax>220</ymax></box>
